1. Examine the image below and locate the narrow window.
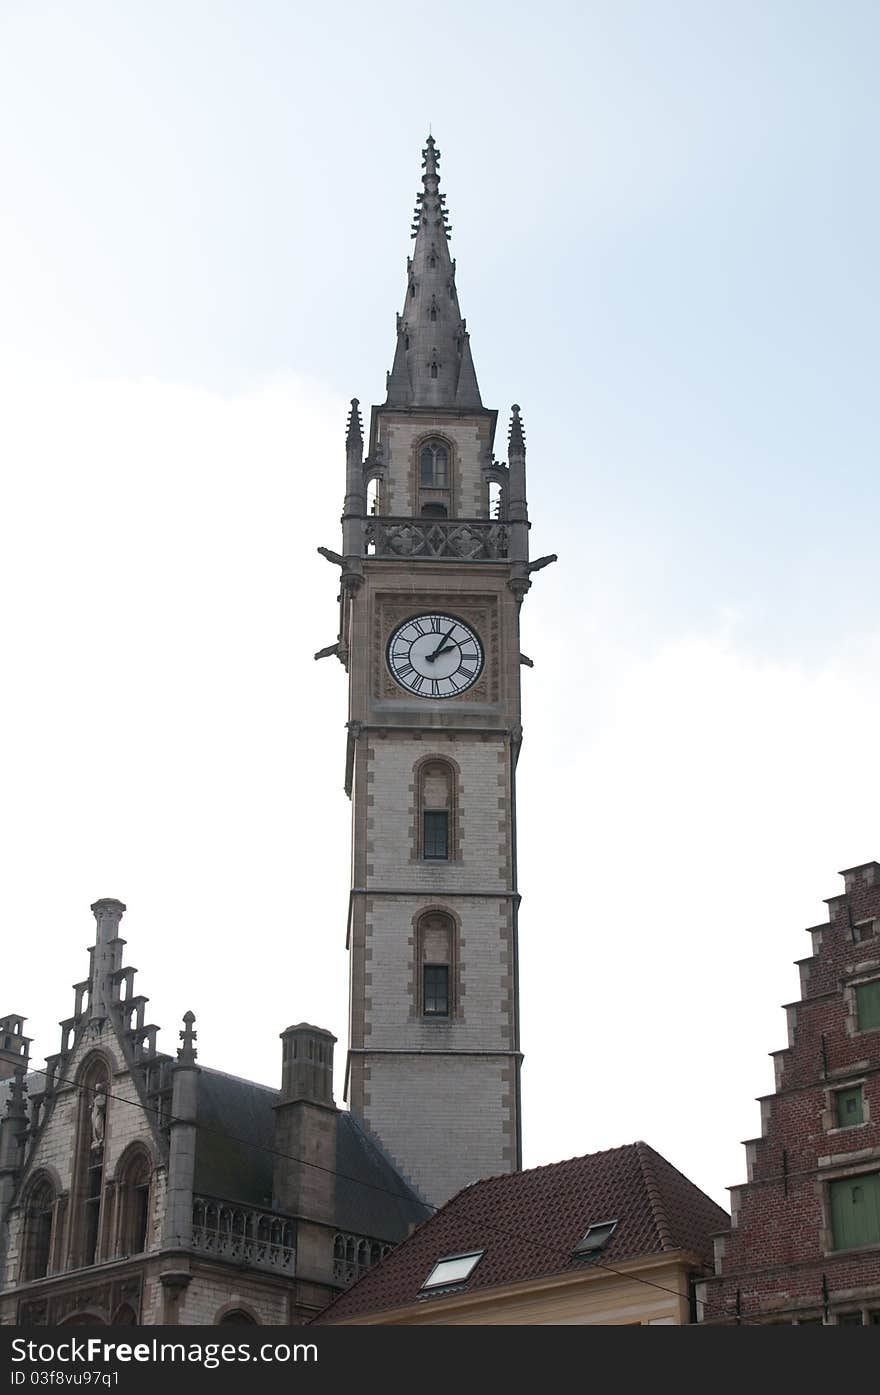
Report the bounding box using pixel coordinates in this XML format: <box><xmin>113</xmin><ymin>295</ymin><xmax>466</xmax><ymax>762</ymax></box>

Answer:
<box><xmin>21</xmin><ymin>1178</ymin><xmax>55</xmax><ymax>1281</ymax></box>
<box><xmin>430</xmin><ymin>361</ymin><xmax>438</xmax><ymax>379</ymax></box>
<box><xmin>835</xmin><ymin>1086</ymin><xmax>864</xmax><ymax>1128</ymax></box>
<box><xmin>419</xmin><ymin>440</ymin><xmax>449</xmax><ymax>489</ymax></box>
<box><xmin>419</xmin><ymin>760</ymin><xmax>453</xmax><ymax>858</ymax></box>
<box><xmin>855</xmin><ymin>980</ymin><xmax>880</xmax><ymax>1031</ymax></box>
<box><xmin>424</xmin><ymin>810</ymin><xmax>449</xmax><ymax>859</ymax></box>
<box><xmin>117</xmin><ymin>1148</ymin><xmax>151</xmax><ymax>1255</ymax></box>
<box><xmin>430</xmin><ymin>306</ymin><xmax>437</xmax><ymax>321</ymax></box>
<box><xmin>417</xmin><ymin>909</ymin><xmax>455</xmax><ymax>1018</ymax></box>
<box><xmin>83</xmin><ymin>1156</ymin><xmax>103</xmax><ymax>1266</ymax></box>
<box><xmin>423</xmin><ymin>964</ymin><xmax>450</xmax><ymax>1017</ymax></box>
<box><xmin>73</xmin><ymin>1061</ymin><xmax>110</xmax><ymax>1268</ymax></box>
<box><xmin>829</xmin><ymin>1173</ymin><xmax>880</xmax><ymax>1250</ymax></box>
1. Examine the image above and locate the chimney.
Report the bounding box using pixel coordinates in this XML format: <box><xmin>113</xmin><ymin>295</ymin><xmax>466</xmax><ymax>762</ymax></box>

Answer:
<box><xmin>272</xmin><ymin>1025</ymin><xmax>338</xmax><ymax>1279</ymax></box>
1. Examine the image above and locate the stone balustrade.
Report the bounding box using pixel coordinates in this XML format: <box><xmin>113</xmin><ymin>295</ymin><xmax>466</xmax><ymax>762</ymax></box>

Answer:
<box><xmin>191</xmin><ymin>1197</ymin><xmax>295</xmax><ymax>1275</ymax></box>
<box><xmin>366</xmin><ymin>517</ymin><xmax>508</xmax><ymax>561</ymax></box>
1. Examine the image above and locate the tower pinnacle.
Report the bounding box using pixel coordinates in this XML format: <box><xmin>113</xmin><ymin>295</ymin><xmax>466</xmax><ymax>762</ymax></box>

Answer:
<box><xmin>385</xmin><ymin>135</ymin><xmax>482</xmax><ymax>410</ymax></box>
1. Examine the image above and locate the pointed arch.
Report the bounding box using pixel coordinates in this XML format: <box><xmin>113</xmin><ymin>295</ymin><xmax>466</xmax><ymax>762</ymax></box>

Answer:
<box><xmin>68</xmin><ymin>1051</ymin><xmax>112</xmax><ymax>1269</ymax></box>
<box><xmin>112</xmin><ymin>1142</ymin><xmax>154</xmax><ymax>1257</ymax></box>
<box><xmin>216</xmin><ymin>1304</ymin><xmax>260</xmax><ymax>1325</ymax></box>
<box><xmin>413</xmin><ymin>432</ymin><xmax>454</xmax><ymax>517</ymax></box>
<box><xmin>19</xmin><ymin>1171</ymin><xmax>57</xmax><ymax>1281</ymax></box>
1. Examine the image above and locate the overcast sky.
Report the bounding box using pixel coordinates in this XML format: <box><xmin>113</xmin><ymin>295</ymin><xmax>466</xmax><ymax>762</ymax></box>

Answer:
<box><xmin>2</xmin><ymin>0</ymin><xmax>879</xmax><ymax>1209</ymax></box>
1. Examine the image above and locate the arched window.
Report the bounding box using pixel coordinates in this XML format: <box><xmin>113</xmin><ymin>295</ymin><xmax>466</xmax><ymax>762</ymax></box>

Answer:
<box><xmin>418</xmin><ymin>438</ymin><xmax>452</xmax><ymax>517</ymax></box>
<box><xmin>71</xmin><ymin>1056</ymin><xmax>110</xmax><ymax>1269</ymax></box>
<box><xmin>419</xmin><ymin>441</ymin><xmax>448</xmax><ymax>489</ymax></box>
<box><xmin>417</xmin><ymin>911</ymin><xmax>456</xmax><ymax>1018</ymax></box>
<box><xmin>218</xmin><ymin>1309</ymin><xmax>258</xmax><ymax>1325</ymax></box>
<box><xmin>418</xmin><ymin>760</ymin><xmax>454</xmax><ymax>860</ymax></box>
<box><xmin>115</xmin><ymin>1146</ymin><xmax>152</xmax><ymax>1256</ymax></box>
<box><xmin>21</xmin><ymin>1175</ymin><xmax>55</xmax><ymax>1281</ymax></box>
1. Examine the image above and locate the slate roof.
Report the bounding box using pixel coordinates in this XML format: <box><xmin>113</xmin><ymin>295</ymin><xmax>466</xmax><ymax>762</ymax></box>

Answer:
<box><xmin>193</xmin><ymin>1068</ymin><xmax>428</xmax><ymax>1242</ymax></box>
<box><xmin>314</xmin><ymin>1141</ymin><xmax>730</xmax><ymax>1322</ymax></box>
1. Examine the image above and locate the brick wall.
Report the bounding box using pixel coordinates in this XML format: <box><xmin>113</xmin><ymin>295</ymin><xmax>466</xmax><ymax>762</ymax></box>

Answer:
<box><xmin>700</xmin><ymin>863</ymin><xmax>880</xmax><ymax>1323</ymax></box>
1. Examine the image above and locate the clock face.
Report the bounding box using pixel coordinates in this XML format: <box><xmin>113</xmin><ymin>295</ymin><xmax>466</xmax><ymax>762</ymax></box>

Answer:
<box><xmin>386</xmin><ymin>613</ymin><xmax>484</xmax><ymax>698</ymax></box>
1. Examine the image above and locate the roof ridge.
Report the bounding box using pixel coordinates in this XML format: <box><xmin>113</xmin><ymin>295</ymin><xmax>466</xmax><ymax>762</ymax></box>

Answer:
<box><xmin>469</xmin><ymin>1141</ymin><xmax>642</xmax><ymax>1192</ymax></box>
<box><xmin>635</xmin><ymin>1140</ymin><xmax>675</xmax><ymax>1251</ymax></box>
<box><xmin>199</xmin><ymin>1065</ymin><xmax>278</xmax><ymax>1093</ymax></box>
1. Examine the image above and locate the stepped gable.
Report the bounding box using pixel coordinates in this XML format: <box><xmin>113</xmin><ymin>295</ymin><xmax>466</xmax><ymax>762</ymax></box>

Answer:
<box><xmin>698</xmin><ymin>861</ymin><xmax>880</xmax><ymax>1324</ymax></box>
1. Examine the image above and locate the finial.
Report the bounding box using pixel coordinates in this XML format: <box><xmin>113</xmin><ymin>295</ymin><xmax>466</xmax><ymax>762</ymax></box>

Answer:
<box><xmin>508</xmin><ymin>403</ymin><xmax>526</xmax><ymax>454</ymax></box>
<box><xmin>345</xmin><ymin>397</ymin><xmax>363</xmax><ymax>449</ymax></box>
<box><xmin>177</xmin><ymin>1010</ymin><xmax>197</xmax><ymax>1065</ymax></box>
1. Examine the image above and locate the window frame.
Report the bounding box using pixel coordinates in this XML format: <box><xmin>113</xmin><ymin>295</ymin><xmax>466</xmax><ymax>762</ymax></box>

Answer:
<box><xmin>854</xmin><ymin>978</ymin><xmax>880</xmax><ymax>1032</ymax></box>
<box><xmin>827</xmin><ymin>1170</ymin><xmax>880</xmax><ymax>1253</ymax></box>
<box><xmin>423</xmin><ymin>809</ymin><xmax>450</xmax><ymax>861</ymax></box>
<box><xmin>834</xmin><ymin>1084</ymin><xmax>865</xmax><ymax>1129</ymax></box>
<box><xmin>420</xmin><ymin>1250</ymin><xmax>485</xmax><ymax>1291</ymax></box>
<box><xmin>572</xmin><ymin>1218</ymin><xmax>619</xmax><ymax>1257</ymax></box>
<box><xmin>423</xmin><ymin>963</ymin><xmax>451</xmax><ymax>1018</ymax></box>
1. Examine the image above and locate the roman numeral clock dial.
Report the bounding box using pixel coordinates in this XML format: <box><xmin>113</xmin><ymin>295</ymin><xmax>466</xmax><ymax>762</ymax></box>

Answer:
<box><xmin>386</xmin><ymin>613</ymin><xmax>484</xmax><ymax>698</ymax></box>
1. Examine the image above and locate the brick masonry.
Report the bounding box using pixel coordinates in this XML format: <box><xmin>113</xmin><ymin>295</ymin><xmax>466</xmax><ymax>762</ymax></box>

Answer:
<box><xmin>698</xmin><ymin>862</ymin><xmax>880</xmax><ymax>1324</ymax></box>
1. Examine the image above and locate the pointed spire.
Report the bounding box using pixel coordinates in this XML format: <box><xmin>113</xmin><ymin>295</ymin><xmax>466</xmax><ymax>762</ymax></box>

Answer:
<box><xmin>507</xmin><ymin>404</ymin><xmax>528</xmax><ymax>532</ymax></box>
<box><xmin>384</xmin><ymin>135</ymin><xmax>482</xmax><ymax>409</ymax></box>
<box><xmin>508</xmin><ymin>403</ymin><xmax>526</xmax><ymax>457</ymax></box>
<box><xmin>345</xmin><ymin>398</ymin><xmax>363</xmax><ymax>452</ymax></box>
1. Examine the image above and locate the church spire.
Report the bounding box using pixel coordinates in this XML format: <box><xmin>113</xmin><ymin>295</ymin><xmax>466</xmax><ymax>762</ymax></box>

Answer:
<box><xmin>385</xmin><ymin>135</ymin><xmax>483</xmax><ymax>410</ymax></box>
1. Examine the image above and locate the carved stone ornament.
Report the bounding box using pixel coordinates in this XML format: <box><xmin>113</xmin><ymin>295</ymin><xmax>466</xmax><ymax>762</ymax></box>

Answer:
<box><xmin>375</xmin><ymin>593</ymin><xmax>498</xmax><ymax>703</ymax></box>
<box><xmin>366</xmin><ymin>517</ymin><xmax>508</xmax><ymax>561</ymax></box>
<box><xmin>90</xmin><ymin>1083</ymin><xmax>107</xmax><ymax>1148</ymax></box>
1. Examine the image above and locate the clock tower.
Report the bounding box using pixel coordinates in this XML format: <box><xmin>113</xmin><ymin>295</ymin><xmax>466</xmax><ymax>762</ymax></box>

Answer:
<box><xmin>322</xmin><ymin>137</ymin><xmax>553</xmax><ymax>1206</ymax></box>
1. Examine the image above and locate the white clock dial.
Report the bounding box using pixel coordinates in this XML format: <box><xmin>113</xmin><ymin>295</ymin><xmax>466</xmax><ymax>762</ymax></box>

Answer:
<box><xmin>387</xmin><ymin>613</ymin><xmax>484</xmax><ymax>698</ymax></box>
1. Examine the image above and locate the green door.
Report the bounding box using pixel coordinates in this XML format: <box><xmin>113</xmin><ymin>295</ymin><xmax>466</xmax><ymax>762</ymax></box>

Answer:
<box><xmin>830</xmin><ymin>1173</ymin><xmax>880</xmax><ymax>1249</ymax></box>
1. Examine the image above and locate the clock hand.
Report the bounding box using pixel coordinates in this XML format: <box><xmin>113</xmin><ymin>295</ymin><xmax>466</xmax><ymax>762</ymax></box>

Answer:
<box><xmin>432</xmin><ymin>642</ymin><xmax>459</xmax><ymax>658</ymax></box>
<box><xmin>427</xmin><ymin>625</ymin><xmax>457</xmax><ymax>662</ymax></box>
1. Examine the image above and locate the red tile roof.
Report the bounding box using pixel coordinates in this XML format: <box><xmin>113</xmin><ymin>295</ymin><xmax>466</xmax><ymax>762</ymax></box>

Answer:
<box><xmin>314</xmin><ymin>1141</ymin><xmax>729</xmax><ymax>1322</ymax></box>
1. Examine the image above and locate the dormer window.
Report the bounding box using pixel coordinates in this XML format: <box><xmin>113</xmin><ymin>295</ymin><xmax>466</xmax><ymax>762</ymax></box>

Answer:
<box><xmin>572</xmin><ymin>1219</ymin><xmax>618</xmax><ymax>1256</ymax></box>
<box><xmin>421</xmin><ymin>1250</ymin><xmax>484</xmax><ymax>1291</ymax></box>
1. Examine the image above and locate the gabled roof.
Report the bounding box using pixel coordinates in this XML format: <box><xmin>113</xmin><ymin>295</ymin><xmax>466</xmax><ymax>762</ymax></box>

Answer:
<box><xmin>314</xmin><ymin>1141</ymin><xmax>729</xmax><ymax>1323</ymax></box>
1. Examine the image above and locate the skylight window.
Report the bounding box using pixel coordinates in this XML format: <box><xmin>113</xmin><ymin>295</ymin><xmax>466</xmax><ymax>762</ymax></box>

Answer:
<box><xmin>421</xmin><ymin>1250</ymin><xmax>484</xmax><ymax>1290</ymax></box>
<box><xmin>572</xmin><ymin>1219</ymin><xmax>618</xmax><ymax>1257</ymax></box>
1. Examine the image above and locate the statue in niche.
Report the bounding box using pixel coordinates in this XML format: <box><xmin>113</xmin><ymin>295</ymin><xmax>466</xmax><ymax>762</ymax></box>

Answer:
<box><xmin>90</xmin><ymin>1083</ymin><xmax>107</xmax><ymax>1149</ymax></box>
